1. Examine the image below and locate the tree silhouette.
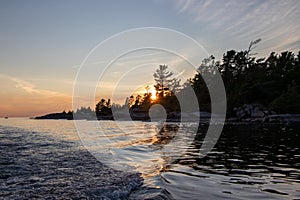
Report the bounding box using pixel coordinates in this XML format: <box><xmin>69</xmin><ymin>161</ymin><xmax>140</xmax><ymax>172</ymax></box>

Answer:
<box><xmin>153</xmin><ymin>65</ymin><xmax>180</xmax><ymax>98</ymax></box>
<box><xmin>93</xmin><ymin>43</ymin><xmax>300</xmax><ymax>120</ymax></box>
<box><xmin>153</xmin><ymin>65</ymin><xmax>181</xmax><ymax>113</ymax></box>
<box><xmin>188</xmin><ymin>55</ymin><xmax>217</xmax><ymax>111</ymax></box>
<box><xmin>95</xmin><ymin>98</ymin><xmax>112</xmax><ymax>117</ymax></box>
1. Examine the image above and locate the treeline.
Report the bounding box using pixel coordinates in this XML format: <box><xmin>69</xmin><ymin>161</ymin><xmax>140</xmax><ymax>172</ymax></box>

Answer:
<box><xmin>120</xmin><ymin>40</ymin><xmax>300</xmax><ymax>117</ymax></box>
<box><xmin>93</xmin><ymin>65</ymin><xmax>182</xmax><ymax>120</ymax></box>
<box><xmin>189</xmin><ymin>49</ymin><xmax>300</xmax><ymax>115</ymax></box>
<box><xmin>94</xmin><ymin>41</ymin><xmax>300</xmax><ymax>118</ymax></box>
<box><xmin>37</xmin><ymin>40</ymin><xmax>300</xmax><ymax>120</ymax></box>
<box><xmin>215</xmin><ymin>44</ymin><xmax>300</xmax><ymax>115</ymax></box>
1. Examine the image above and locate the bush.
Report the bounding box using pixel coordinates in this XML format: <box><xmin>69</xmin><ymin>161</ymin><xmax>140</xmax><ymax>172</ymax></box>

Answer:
<box><xmin>270</xmin><ymin>83</ymin><xmax>300</xmax><ymax>114</ymax></box>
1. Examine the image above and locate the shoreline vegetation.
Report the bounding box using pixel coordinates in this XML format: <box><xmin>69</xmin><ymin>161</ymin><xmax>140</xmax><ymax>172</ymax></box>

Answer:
<box><xmin>35</xmin><ymin>41</ymin><xmax>300</xmax><ymax>124</ymax></box>
<box><xmin>34</xmin><ymin>110</ymin><xmax>300</xmax><ymax>124</ymax></box>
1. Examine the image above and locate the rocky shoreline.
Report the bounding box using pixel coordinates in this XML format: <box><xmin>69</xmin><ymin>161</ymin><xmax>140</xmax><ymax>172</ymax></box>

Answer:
<box><xmin>34</xmin><ymin>104</ymin><xmax>300</xmax><ymax>124</ymax></box>
<box><xmin>34</xmin><ymin>113</ymin><xmax>300</xmax><ymax>125</ymax></box>
<box><xmin>228</xmin><ymin>104</ymin><xmax>300</xmax><ymax>124</ymax></box>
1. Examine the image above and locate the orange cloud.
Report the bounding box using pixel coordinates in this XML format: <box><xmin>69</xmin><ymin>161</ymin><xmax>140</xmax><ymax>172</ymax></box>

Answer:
<box><xmin>0</xmin><ymin>74</ymin><xmax>72</xmax><ymax>117</ymax></box>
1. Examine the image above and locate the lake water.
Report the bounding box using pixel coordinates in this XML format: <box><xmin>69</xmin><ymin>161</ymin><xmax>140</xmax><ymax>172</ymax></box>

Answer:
<box><xmin>0</xmin><ymin>118</ymin><xmax>299</xmax><ymax>199</ymax></box>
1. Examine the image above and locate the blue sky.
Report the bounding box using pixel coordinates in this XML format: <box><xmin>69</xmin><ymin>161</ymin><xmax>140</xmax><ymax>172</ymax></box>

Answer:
<box><xmin>0</xmin><ymin>0</ymin><xmax>299</xmax><ymax>116</ymax></box>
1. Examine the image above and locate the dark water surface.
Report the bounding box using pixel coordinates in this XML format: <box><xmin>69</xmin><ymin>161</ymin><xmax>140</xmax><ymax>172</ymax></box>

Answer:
<box><xmin>0</xmin><ymin>118</ymin><xmax>299</xmax><ymax>199</ymax></box>
<box><xmin>0</xmin><ymin>123</ymin><xmax>142</xmax><ymax>199</ymax></box>
<box><xmin>157</xmin><ymin>124</ymin><xmax>300</xmax><ymax>199</ymax></box>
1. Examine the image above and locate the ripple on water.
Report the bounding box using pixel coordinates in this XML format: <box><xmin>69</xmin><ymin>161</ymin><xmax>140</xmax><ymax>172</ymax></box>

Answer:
<box><xmin>0</xmin><ymin>126</ymin><xmax>143</xmax><ymax>199</ymax></box>
<box><xmin>1</xmin><ymin>119</ymin><xmax>300</xmax><ymax>199</ymax></box>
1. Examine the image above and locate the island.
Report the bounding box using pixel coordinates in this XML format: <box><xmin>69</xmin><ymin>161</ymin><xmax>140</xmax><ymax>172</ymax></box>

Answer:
<box><xmin>34</xmin><ymin>43</ymin><xmax>300</xmax><ymax>124</ymax></box>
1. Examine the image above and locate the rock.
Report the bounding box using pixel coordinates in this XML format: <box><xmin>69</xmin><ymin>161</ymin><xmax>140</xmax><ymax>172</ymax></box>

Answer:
<box><xmin>234</xmin><ymin>104</ymin><xmax>270</xmax><ymax>120</ymax></box>
<box><xmin>251</xmin><ymin>110</ymin><xmax>265</xmax><ymax>118</ymax></box>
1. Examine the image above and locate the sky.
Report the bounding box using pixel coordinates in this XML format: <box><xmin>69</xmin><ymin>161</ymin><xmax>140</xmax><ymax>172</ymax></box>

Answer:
<box><xmin>0</xmin><ymin>0</ymin><xmax>299</xmax><ymax>117</ymax></box>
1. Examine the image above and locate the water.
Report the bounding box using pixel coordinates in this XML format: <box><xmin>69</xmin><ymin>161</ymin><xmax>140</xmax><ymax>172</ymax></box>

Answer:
<box><xmin>0</xmin><ymin>118</ymin><xmax>299</xmax><ymax>199</ymax></box>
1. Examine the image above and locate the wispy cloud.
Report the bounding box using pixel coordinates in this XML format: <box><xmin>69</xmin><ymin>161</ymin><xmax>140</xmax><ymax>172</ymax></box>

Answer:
<box><xmin>27</xmin><ymin>78</ymin><xmax>75</xmax><ymax>86</ymax></box>
<box><xmin>0</xmin><ymin>73</ymin><xmax>67</xmax><ymax>96</ymax></box>
<box><xmin>172</xmin><ymin>0</ymin><xmax>300</xmax><ymax>55</ymax></box>
<box><xmin>70</xmin><ymin>52</ymin><xmax>164</xmax><ymax>69</ymax></box>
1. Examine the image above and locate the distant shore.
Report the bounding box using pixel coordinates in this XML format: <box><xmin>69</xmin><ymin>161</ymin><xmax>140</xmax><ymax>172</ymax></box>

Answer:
<box><xmin>35</xmin><ymin>112</ymin><xmax>74</xmax><ymax>120</ymax></box>
<box><xmin>34</xmin><ymin>111</ymin><xmax>300</xmax><ymax>124</ymax></box>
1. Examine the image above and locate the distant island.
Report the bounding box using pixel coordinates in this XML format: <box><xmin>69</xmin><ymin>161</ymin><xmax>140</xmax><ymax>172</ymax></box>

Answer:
<box><xmin>35</xmin><ymin>111</ymin><xmax>73</xmax><ymax>120</ymax></box>
<box><xmin>35</xmin><ymin>40</ymin><xmax>300</xmax><ymax>123</ymax></box>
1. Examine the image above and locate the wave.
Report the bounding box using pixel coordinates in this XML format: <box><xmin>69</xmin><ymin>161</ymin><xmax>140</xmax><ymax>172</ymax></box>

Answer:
<box><xmin>0</xmin><ymin>125</ymin><xmax>143</xmax><ymax>199</ymax></box>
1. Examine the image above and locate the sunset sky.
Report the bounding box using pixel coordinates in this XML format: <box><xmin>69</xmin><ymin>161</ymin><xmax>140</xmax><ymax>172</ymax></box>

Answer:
<box><xmin>0</xmin><ymin>0</ymin><xmax>299</xmax><ymax>117</ymax></box>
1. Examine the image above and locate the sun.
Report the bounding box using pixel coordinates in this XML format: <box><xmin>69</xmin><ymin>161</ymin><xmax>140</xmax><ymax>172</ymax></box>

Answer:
<box><xmin>142</xmin><ymin>85</ymin><xmax>157</xmax><ymax>101</ymax></box>
<box><xmin>150</xmin><ymin>89</ymin><xmax>157</xmax><ymax>100</ymax></box>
